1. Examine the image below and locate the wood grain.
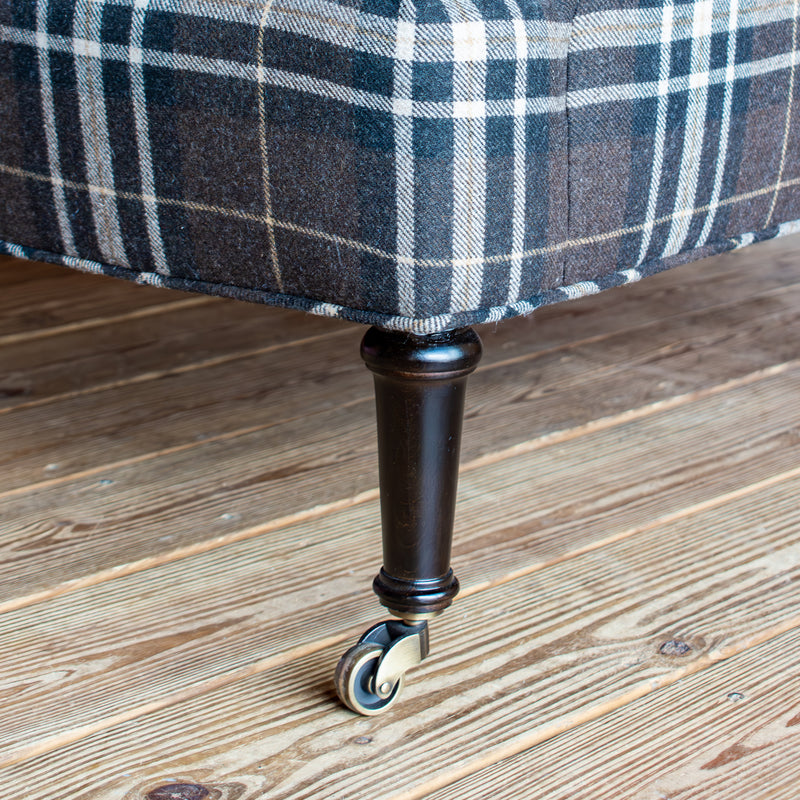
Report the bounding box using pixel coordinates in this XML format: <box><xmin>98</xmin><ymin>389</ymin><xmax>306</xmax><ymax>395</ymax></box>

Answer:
<box><xmin>0</xmin><ymin>299</ymin><xmax>354</xmax><ymax>410</ymax></box>
<box><xmin>0</xmin><ymin>255</ymin><xmax>201</xmax><ymax>340</ymax></box>
<box><xmin>3</xmin><ymin>235</ymin><xmax>798</xmax><ymax>406</ymax></box>
<box><xmin>424</xmin><ymin>628</ymin><xmax>800</xmax><ymax>800</ymax></box>
<box><xmin>4</xmin><ymin>241</ymin><xmax>800</xmax><ymax>490</ymax></box>
<box><xmin>0</xmin><ymin>369</ymin><xmax>797</xmax><ymax>771</ymax></box>
<box><xmin>2</xmin><ymin>235</ymin><xmax>800</xmax><ymax>798</ymax></box>
<box><xmin>1</xmin><ymin>306</ymin><xmax>798</xmax><ymax>606</ymax></box>
<box><xmin>2</xmin><ymin>467</ymin><xmax>799</xmax><ymax>798</ymax></box>
<box><xmin>2</xmin><ymin>262</ymin><xmax>799</xmax><ymax>512</ymax></box>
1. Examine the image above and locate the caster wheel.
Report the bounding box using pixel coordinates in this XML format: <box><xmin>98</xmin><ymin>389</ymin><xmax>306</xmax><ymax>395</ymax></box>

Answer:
<box><xmin>334</xmin><ymin>642</ymin><xmax>404</xmax><ymax>716</ymax></box>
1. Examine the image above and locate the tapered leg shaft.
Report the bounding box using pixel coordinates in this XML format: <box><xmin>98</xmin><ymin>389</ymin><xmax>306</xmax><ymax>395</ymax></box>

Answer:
<box><xmin>334</xmin><ymin>325</ymin><xmax>482</xmax><ymax>714</ymax></box>
<box><xmin>361</xmin><ymin>326</ymin><xmax>483</xmax><ymax>619</ymax></box>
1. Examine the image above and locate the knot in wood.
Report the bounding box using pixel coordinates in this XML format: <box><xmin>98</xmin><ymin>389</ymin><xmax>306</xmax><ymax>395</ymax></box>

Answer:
<box><xmin>659</xmin><ymin>639</ymin><xmax>692</xmax><ymax>656</ymax></box>
<box><xmin>146</xmin><ymin>784</ymin><xmax>209</xmax><ymax>800</ymax></box>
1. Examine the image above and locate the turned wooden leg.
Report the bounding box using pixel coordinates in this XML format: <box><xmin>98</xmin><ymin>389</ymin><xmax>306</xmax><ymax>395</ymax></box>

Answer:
<box><xmin>361</xmin><ymin>325</ymin><xmax>483</xmax><ymax>619</ymax></box>
<box><xmin>334</xmin><ymin>326</ymin><xmax>482</xmax><ymax>714</ymax></box>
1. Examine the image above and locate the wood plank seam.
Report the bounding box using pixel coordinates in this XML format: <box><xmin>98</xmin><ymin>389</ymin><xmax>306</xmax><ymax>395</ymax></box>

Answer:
<box><xmin>0</xmin><ymin>296</ymin><xmax>214</xmax><ymax>347</ymax></box>
<box><xmin>0</xmin><ymin>359</ymin><xmax>794</xmax><ymax>615</ymax></box>
<box><xmin>420</xmin><ymin>626</ymin><xmax>800</xmax><ymax>800</ymax></box>
<box><xmin>2</xmin><ymin>245</ymin><xmax>798</xmax><ymax>791</ymax></box>
<box><xmin>386</xmin><ymin>615</ymin><xmax>800</xmax><ymax>800</ymax></box>
<box><xmin>2</xmin><ymin>347</ymin><xmax>794</xmax><ymax>506</ymax></box>
<box><xmin>5</xmin><ymin>275</ymin><xmax>798</xmax><ymax>416</ymax></box>
<box><xmin>3</xmin><ymin>462</ymin><xmax>799</xmax><ymax>770</ymax></box>
<box><xmin>480</xmin><ymin>278</ymin><xmax>800</xmax><ymax>372</ymax></box>
<box><xmin>0</xmin><ymin>328</ymin><xmax>356</xmax><ymax>416</ymax></box>
<box><xmin>0</xmin><ymin>631</ymin><xmax>353</xmax><ymax>770</ymax></box>
<box><xmin>0</xmin><ymin>486</ymin><xmax>380</xmax><ymax>615</ymax></box>
<box><xmin>459</xmin><ymin>460</ymin><xmax>800</xmax><ymax>599</ymax></box>
<box><xmin>0</xmin><ymin>389</ymin><xmax>370</xmax><ymax>501</ymax></box>
<box><xmin>462</xmin><ymin>360</ymin><xmax>794</xmax><ymax>473</ymax></box>
<box><xmin>4</xmin><ymin>279</ymin><xmax>797</xmax><ymax>491</ymax></box>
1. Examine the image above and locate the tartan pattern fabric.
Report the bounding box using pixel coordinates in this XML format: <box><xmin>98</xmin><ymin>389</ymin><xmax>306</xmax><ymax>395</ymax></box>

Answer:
<box><xmin>1</xmin><ymin>0</ymin><xmax>799</xmax><ymax>332</ymax></box>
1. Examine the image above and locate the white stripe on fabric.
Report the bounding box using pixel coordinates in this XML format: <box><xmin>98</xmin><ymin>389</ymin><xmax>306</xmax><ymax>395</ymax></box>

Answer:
<box><xmin>257</xmin><ymin>0</ymin><xmax>283</xmax><ymax>291</ymax></box>
<box><xmin>130</xmin><ymin>0</ymin><xmax>168</xmax><ymax>273</ymax></box>
<box><xmin>571</xmin><ymin>0</ymin><xmax>794</xmax><ymax>54</ymax></box>
<box><xmin>619</xmin><ymin>268</ymin><xmax>642</xmax><ymax>283</ymax></box>
<box><xmin>559</xmin><ymin>281</ymin><xmax>600</xmax><ymax>300</ymax></box>
<box><xmin>661</xmin><ymin>0</ymin><xmax>715</xmax><ymax>258</ymax></box>
<box><xmin>96</xmin><ymin>0</ymin><xmax>790</xmax><ymax>68</ymax></box>
<box><xmin>697</xmin><ymin>0</ymin><xmax>740</xmax><ymax>247</ymax></box>
<box><xmin>13</xmin><ymin>22</ymin><xmax>800</xmax><ymax>116</ymax></box>
<box><xmin>8</xmin><ymin>213</ymin><xmax>800</xmax><ymax>332</ymax></box>
<box><xmin>92</xmin><ymin>0</ymin><xmax>568</xmax><ymax>65</ymax></box>
<box><xmin>441</xmin><ymin>0</ymin><xmax>487</xmax><ymax>313</ymax></box>
<box><xmin>392</xmin><ymin>0</ymin><xmax>417</xmax><ymax>316</ymax></box>
<box><xmin>73</xmin><ymin>0</ymin><xmax>129</xmax><ymax>266</ymax></box>
<box><xmin>6</xmin><ymin>159</ymin><xmax>800</xmax><ymax>271</ymax></box>
<box><xmin>33</xmin><ymin>1</ymin><xmax>76</xmax><ymax>256</ymax></box>
<box><xmin>309</xmin><ymin>301</ymin><xmax>340</xmax><ymax>317</ymax></box>
<box><xmin>262</xmin><ymin>7</ymin><xmax>566</xmax><ymax>64</ymax></box>
<box><xmin>505</xmin><ymin>5</ymin><xmax>527</xmax><ymax>305</ymax></box>
<box><xmin>779</xmin><ymin>219</ymin><xmax>800</xmax><ymax>234</ymax></box>
<box><xmin>636</xmin><ymin>0</ymin><xmax>674</xmax><ymax>266</ymax></box>
<box><xmin>2</xmin><ymin>23</ymin><xmax>568</xmax><ymax>119</ymax></box>
<box><xmin>567</xmin><ymin>50</ymin><xmax>800</xmax><ymax>108</ymax></box>
<box><xmin>766</xmin><ymin>0</ymin><xmax>799</xmax><ymax>225</ymax></box>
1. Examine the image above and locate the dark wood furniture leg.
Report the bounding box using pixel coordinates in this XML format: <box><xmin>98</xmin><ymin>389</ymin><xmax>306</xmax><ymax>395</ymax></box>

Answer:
<box><xmin>334</xmin><ymin>326</ymin><xmax>482</xmax><ymax>714</ymax></box>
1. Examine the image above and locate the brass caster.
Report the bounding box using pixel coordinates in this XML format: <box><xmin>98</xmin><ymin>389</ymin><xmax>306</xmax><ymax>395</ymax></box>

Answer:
<box><xmin>334</xmin><ymin>619</ymin><xmax>429</xmax><ymax>715</ymax></box>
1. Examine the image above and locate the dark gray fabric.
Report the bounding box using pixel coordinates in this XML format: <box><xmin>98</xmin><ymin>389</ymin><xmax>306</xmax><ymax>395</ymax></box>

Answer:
<box><xmin>1</xmin><ymin>0</ymin><xmax>798</xmax><ymax>332</ymax></box>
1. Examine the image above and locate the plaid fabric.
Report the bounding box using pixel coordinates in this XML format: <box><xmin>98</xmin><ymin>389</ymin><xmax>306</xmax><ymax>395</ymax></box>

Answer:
<box><xmin>1</xmin><ymin>0</ymin><xmax>799</xmax><ymax>332</ymax></box>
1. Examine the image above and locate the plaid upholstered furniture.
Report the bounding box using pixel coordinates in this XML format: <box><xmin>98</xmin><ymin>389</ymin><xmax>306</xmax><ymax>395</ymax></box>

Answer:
<box><xmin>2</xmin><ymin>0</ymin><xmax>799</xmax><ymax>713</ymax></box>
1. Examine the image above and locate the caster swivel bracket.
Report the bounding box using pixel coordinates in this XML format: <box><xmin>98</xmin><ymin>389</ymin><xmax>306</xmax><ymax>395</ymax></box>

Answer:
<box><xmin>335</xmin><ymin>620</ymin><xmax>430</xmax><ymax>714</ymax></box>
<box><xmin>362</xmin><ymin>620</ymin><xmax>429</xmax><ymax>698</ymax></box>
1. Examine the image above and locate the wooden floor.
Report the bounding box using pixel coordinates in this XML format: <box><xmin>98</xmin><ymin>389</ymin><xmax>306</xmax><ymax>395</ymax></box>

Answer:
<box><xmin>1</xmin><ymin>236</ymin><xmax>800</xmax><ymax>799</ymax></box>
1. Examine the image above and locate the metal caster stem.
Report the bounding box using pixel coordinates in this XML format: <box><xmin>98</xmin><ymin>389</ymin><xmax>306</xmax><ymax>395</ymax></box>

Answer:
<box><xmin>334</xmin><ymin>620</ymin><xmax>429</xmax><ymax>715</ymax></box>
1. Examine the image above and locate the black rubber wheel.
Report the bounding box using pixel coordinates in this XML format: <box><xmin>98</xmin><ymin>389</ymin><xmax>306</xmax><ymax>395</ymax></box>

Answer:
<box><xmin>334</xmin><ymin>642</ymin><xmax>404</xmax><ymax>715</ymax></box>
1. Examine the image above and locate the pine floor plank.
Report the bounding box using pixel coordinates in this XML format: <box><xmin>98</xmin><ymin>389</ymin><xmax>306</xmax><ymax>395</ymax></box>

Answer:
<box><xmin>0</xmin><ymin>299</ymin><xmax>354</xmax><ymax>411</ymax></box>
<box><xmin>6</xmin><ymin>230</ymin><xmax>798</xmax><ymax>488</ymax></box>
<box><xmin>3</xmin><ymin>236</ymin><xmax>797</xmax><ymax>408</ymax></box>
<box><xmin>2</xmin><ymin>468</ymin><xmax>799</xmax><ymax>798</ymax></box>
<box><xmin>0</xmin><ymin>255</ymin><xmax>201</xmax><ymax>340</ymax></box>
<box><xmin>4</xmin><ymin>272</ymin><xmax>800</xmax><ymax>495</ymax></box>
<box><xmin>4</xmin><ymin>240</ymin><xmax>800</xmax><ymax>491</ymax></box>
<box><xmin>424</xmin><ymin>628</ymin><xmax>800</xmax><ymax>800</ymax></box>
<box><xmin>2</xmin><ymin>282</ymin><xmax>799</xmax><ymax>607</ymax></box>
<box><xmin>0</xmin><ymin>369</ymin><xmax>798</xmax><ymax>770</ymax></box>
<box><xmin>2</xmin><ymin>236</ymin><xmax>800</xmax><ymax>798</ymax></box>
